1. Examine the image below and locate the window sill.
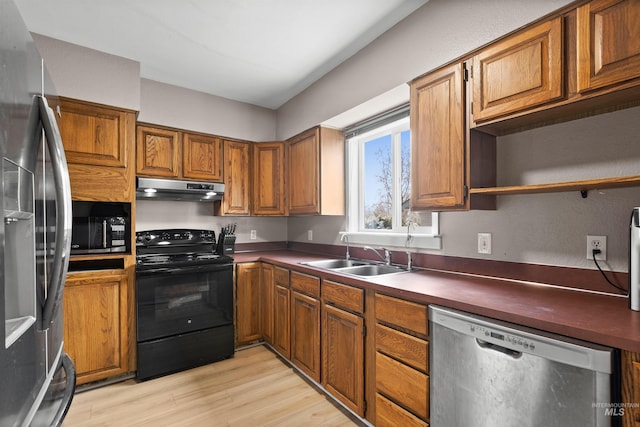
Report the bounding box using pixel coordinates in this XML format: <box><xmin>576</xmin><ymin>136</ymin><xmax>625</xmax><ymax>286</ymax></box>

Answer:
<box><xmin>340</xmin><ymin>231</ymin><xmax>442</xmax><ymax>250</ymax></box>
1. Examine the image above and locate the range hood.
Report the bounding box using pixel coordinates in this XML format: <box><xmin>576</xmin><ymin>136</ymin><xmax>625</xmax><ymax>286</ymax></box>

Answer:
<box><xmin>136</xmin><ymin>177</ymin><xmax>224</xmax><ymax>202</ymax></box>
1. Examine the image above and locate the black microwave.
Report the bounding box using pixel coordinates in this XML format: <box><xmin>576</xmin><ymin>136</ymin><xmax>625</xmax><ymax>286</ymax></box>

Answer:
<box><xmin>71</xmin><ymin>216</ymin><xmax>128</xmax><ymax>254</ymax></box>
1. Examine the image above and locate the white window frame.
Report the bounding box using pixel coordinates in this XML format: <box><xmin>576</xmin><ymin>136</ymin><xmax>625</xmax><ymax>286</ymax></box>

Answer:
<box><xmin>343</xmin><ymin>116</ymin><xmax>441</xmax><ymax>250</ymax></box>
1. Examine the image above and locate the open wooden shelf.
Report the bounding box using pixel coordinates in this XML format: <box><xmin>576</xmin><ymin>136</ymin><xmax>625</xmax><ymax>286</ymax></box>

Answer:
<box><xmin>469</xmin><ymin>175</ymin><xmax>640</xmax><ymax>196</ymax></box>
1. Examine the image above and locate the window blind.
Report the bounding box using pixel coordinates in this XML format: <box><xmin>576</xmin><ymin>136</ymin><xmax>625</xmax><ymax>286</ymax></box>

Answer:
<box><xmin>343</xmin><ymin>103</ymin><xmax>409</xmax><ymax>140</ymax></box>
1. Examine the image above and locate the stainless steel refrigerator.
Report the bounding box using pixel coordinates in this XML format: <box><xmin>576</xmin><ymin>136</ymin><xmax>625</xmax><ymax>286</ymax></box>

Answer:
<box><xmin>1</xmin><ymin>0</ymin><xmax>76</xmax><ymax>425</ymax></box>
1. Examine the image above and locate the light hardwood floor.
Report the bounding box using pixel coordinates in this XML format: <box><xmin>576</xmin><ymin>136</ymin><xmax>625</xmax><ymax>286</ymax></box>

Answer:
<box><xmin>63</xmin><ymin>345</ymin><xmax>362</xmax><ymax>426</ymax></box>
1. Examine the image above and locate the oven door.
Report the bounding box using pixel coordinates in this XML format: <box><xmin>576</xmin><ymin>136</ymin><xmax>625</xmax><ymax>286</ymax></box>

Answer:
<box><xmin>136</xmin><ymin>263</ymin><xmax>233</xmax><ymax>342</ymax></box>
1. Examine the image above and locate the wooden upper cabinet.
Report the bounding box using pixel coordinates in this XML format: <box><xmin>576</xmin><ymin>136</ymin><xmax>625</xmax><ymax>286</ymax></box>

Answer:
<box><xmin>58</xmin><ymin>98</ymin><xmax>136</xmax><ymax>202</ymax></box>
<box><xmin>136</xmin><ymin>125</ymin><xmax>223</xmax><ymax>182</ymax></box>
<box><xmin>253</xmin><ymin>142</ymin><xmax>286</xmax><ymax>216</ymax></box>
<box><xmin>288</xmin><ymin>129</ymin><xmax>319</xmax><ymax>215</ymax></box>
<box><xmin>136</xmin><ymin>125</ymin><xmax>181</xmax><ymax>178</ymax></box>
<box><xmin>183</xmin><ymin>133</ymin><xmax>223</xmax><ymax>181</ymax></box>
<box><xmin>472</xmin><ymin>17</ymin><xmax>564</xmax><ymax>123</ymax></box>
<box><xmin>58</xmin><ymin>98</ymin><xmax>129</xmax><ymax>168</ymax></box>
<box><xmin>410</xmin><ymin>63</ymin><xmax>466</xmax><ymax>210</ymax></box>
<box><xmin>287</xmin><ymin>127</ymin><xmax>344</xmax><ymax>216</ymax></box>
<box><xmin>577</xmin><ymin>0</ymin><xmax>640</xmax><ymax>93</ymax></box>
<box><xmin>221</xmin><ymin>140</ymin><xmax>251</xmax><ymax>216</ymax></box>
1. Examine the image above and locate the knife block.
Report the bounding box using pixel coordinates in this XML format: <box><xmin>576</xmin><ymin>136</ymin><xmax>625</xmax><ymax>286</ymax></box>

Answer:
<box><xmin>216</xmin><ymin>232</ymin><xmax>236</xmax><ymax>255</ymax></box>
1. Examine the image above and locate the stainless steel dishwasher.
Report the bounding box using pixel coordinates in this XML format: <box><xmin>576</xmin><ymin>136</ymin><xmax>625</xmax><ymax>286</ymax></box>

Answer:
<box><xmin>429</xmin><ymin>306</ymin><xmax>620</xmax><ymax>427</ymax></box>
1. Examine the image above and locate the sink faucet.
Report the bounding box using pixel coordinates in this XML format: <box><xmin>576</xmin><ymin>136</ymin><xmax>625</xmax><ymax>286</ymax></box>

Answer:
<box><xmin>364</xmin><ymin>246</ymin><xmax>391</xmax><ymax>266</ymax></box>
<box><xmin>340</xmin><ymin>233</ymin><xmax>350</xmax><ymax>260</ymax></box>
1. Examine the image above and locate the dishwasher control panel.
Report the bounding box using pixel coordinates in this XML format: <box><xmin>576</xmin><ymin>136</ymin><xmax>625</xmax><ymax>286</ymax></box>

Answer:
<box><xmin>469</xmin><ymin>323</ymin><xmax>536</xmax><ymax>351</ymax></box>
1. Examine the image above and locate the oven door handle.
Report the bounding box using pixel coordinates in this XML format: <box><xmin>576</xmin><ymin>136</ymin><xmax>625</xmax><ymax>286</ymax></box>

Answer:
<box><xmin>136</xmin><ymin>263</ymin><xmax>233</xmax><ymax>276</ymax></box>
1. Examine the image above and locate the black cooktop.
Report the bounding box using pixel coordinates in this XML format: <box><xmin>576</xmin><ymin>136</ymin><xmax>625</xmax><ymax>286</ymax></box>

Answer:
<box><xmin>136</xmin><ymin>229</ymin><xmax>233</xmax><ymax>268</ymax></box>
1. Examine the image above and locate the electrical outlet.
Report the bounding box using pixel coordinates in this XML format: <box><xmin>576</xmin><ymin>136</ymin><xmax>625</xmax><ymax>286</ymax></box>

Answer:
<box><xmin>250</xmin><ymin>230</ymin><xmax>257</xmax><ymax>240</ymax></box>
<box><xmin>586</xmin><ymin>235</ymin><xmax>607</xmax><ymax>260</ymax></box>
<box><xmin>307</xmin><ymin>230</ymin><xmax>313</xmax><ymax>241</ymax></box>
<box><xmin>477</xmin><ymin>233</ymin><xmax>492</xmax><ymax>254</ymax></box>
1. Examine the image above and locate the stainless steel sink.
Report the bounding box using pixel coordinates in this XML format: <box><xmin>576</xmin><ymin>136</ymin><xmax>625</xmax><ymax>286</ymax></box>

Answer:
<box><xmin>302</xmin><ymin>259</ymin><xmax>370</xmax><ymax>269</ymax></box>
<box><xmin>301</xmin><ymin>258</ymin><xmax>408</xmax><ymax>277</ymax></box>
<box><xmin>335</xmin><ymin>264</ymin><xmax>407</xmax><ymax>277</ymax></box>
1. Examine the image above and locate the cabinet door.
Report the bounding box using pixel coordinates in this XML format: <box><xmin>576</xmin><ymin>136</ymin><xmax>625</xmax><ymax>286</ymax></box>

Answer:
<box><xmin>183</xmin><ymin>133</ymin><xmax>223</xmax><ymax>181</ymax></box>
<box><xmin>287</xmin><ymin>129</ymin><xmax>320</xmax><ymax>215</ymax></box>
<box><xmin>621</xmin><ymin>350</ymin><xmax>640</xmax><ymax>426</ymax></box>
<box><xmin>235</xmin><ymin>263</ymin><xmax>262</xmax><ymax>345</ymax></box>
<box><xmin>253</xmin><ymin>142</ymin><xmax>286</xmax><ymax>215</ymax></box>
<box><xmin>472</xmin><ymin>17</ymin><xmax>563</xmax><ymax>122</ymax></box>
<box><xmin>410</xmin><ymin>63</ymin><xmax>466</xmax><ymax>210</ymax></box>
<box><xmin>261</xmin><ymin>264</ymin><xmax>274</xmax><ymax>344</ymax></box>
<box><xmin>136</xmin><ymin>125</ymin><xmax>181</xmax><ymax>178</ymax></box>
<box><xmin>63</xmin><ymin>271</ymin><xmax>130</xmax><ymax>385</ymax></box>
<box><xmin>291</xmin><ymin>290</ymin><xmax>321</xmax><ymax>381</ymax></box>
<box><xmin>222</xmin><ymin>140</ymin><xmax>251</xmax><ymax>215</ymax></box>
<box><xmin>577</xmin><ymin>0</ymin><xmax>640</xmax><ymax>93</ymax></box>
<box><xmin>322</xmin><ymin>304</ymin><xmax>365</xmax><ymax>416</ymax></box>
<box><xmin>58</xmin><ymin>98</ymin><xmax>129</xmax><ymax>168</ymax></box>
<box><xmin>273</xmin><ymin>284</ymin><xmax>291</xmax><ymax>359</ymax></box>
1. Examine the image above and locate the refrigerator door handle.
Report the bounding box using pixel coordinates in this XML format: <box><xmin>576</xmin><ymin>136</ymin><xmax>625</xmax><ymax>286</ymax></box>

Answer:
<box><xmin>37</xmin><ymin>95</ymin><xmax>73</xmax><ymax>329</ymax></box>
<box><xmin>50</xmin><ymin>353</ymin><xmax>76</xmax><ymax>427</ymax></box>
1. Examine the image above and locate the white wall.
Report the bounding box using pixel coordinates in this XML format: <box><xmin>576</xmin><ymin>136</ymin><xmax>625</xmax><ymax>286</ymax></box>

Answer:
<box><xmin>138</xmin><ymin>79</ymin><xmax>276</xmax><ymax>142</ymax></box>
<box><xmin>32</xmin><ymin>34</ymin><xmax>140</xmax><ymax>111</ymax></box>
<box><xmin>136</xmin><ymin>200</ymin><xmax>287</xmax><ymax>244</ymax></box>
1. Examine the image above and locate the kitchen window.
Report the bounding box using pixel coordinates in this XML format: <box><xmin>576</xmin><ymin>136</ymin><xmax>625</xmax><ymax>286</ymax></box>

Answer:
<box><xmin>343</xmin><ymin>106</ymin><xmax>441</xmax><ymax>249</ymax></box>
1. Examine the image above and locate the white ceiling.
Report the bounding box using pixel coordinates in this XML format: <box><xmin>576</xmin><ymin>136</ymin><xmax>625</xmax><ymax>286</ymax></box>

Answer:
<box><xmin>14</xmin><ymin>0</ymin><xmax>428</xmax><ymax>109</ymax></box>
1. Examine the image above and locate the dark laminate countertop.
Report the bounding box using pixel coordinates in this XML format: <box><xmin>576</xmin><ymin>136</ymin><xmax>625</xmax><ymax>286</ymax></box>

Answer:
<box><xmin>233</xmin><ymin>250</ymin><xmax>640</xmax><ymax>353</ymax></box>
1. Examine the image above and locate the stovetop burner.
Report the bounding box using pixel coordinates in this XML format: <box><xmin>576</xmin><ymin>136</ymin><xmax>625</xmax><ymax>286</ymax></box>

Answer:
<box><xmin>135</xmin><ymin>229</ymin><xmax>233</xmax><ymax>269</ymax></box>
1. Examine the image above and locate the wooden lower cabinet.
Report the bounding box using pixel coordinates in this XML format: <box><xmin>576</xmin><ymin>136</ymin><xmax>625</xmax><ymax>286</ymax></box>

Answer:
<box><xmin>236</xmin><ymin>265</ymin><xmax>440</xmax><ymax>424</ymax></box>
<box><xmin>622</xmin><ymin>350</ymin><xmax>640</xmax><ymax>427</ymax></box>
<box><xmin>322</xmin><ymin>303</ymin><xmax>365</xmax><ymax>416</ymax></box>
<box><xmin>63</xmin><ymin>269</ymin><xmax>131</xmax><ymax>385</ymax></box>
<box><xmin>376</xmin><ymin>393</ymin><xmax>428</xmax><ymax>427</ymax></box>
<box><xmin>321</xmin><ymin>279</ymin><xmax>366</xmax><ymax>416</ymax></box>
<box><xmin>272</xmin><ymin>267</ymin><xmax>291</xmax><ymax>359</ymax></box>
<box><xmin>375</xmin><ymin>293</ymin><xmax>430</xmax><ymax>425</ymax></box>
<box><xmin>261</xmin><ymin>264</ymin><xmax>274</xmax><ymax>344</ymax></box>
<box><xmin>291</xmin><ymin>290</ymin><xmax>321</xmax><ymax>382</ymax></box>
<box><xmin>235</xmin><ymin>262</ymin><xmax>262</xmax><ymax>346</ymax></box>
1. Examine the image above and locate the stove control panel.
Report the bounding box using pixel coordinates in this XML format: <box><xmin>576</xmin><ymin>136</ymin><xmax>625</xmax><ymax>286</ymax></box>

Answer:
<box><xmin>136</xmin><ymin>229</ymin><xmax>216</xmax><ymax>246</ymax></box>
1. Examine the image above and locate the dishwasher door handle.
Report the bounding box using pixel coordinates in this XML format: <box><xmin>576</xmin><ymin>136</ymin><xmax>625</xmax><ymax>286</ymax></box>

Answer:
<box><xmin>476</xmin><ymin>338</ymin><xmax>522</xmax><ymax>359</ymax></box>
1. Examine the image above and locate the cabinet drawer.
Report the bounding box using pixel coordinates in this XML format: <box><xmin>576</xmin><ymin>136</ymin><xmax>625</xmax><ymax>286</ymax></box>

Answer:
<box><xmin>274</xmin><ymin>267</ymin><xmax>290</xmax><ymax>287</ymax></box>
<box><xmin>376</xmin><ymin>393</ymin><xmax>428</xmax><ymax>427</ymax></box>
<box><xmin>376</xmin><ymin>352</ymin><xmax>429</xmax><ymax>420</ymax></box>
<box><xmin>291</xmin><ymin>271</ymin><xmax>320</xmax><ymax>298</ymax></box>
<box><xmin>376</xmin><ymin>324</ymin><xmax>428</xmax><ymax>373</ymax></box>
<box><xmin>375</xmin><ymin>293</ymin><xmax>428</xmax><ymax>337</ymax></box>
<box><xmin>322</xmin><ymin>280</ymin><xmax>363</xmax><ymax>314</ymax></box>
